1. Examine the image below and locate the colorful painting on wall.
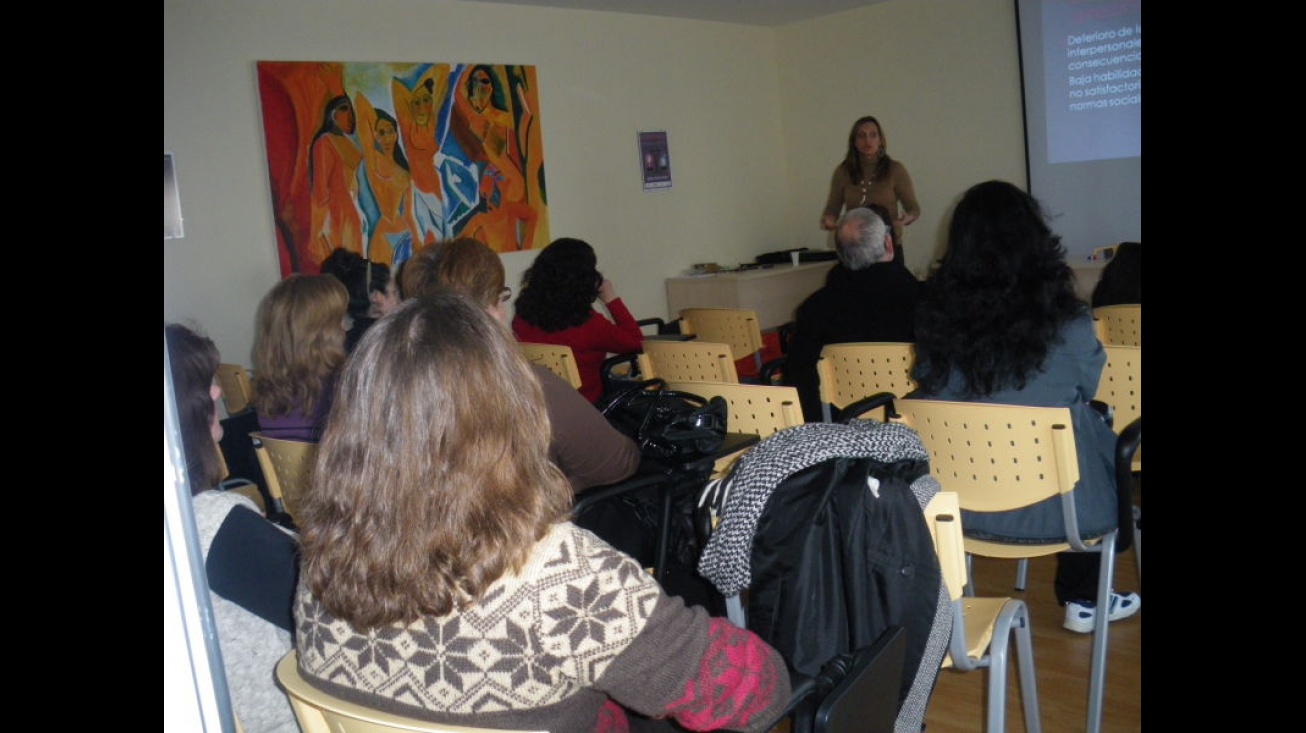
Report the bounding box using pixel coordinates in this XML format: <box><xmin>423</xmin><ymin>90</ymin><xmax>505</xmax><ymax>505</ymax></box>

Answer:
<box><xmin>256</xmin><ymin>61</ymin><xmax>550</xmax><ymax>276</ymax></box>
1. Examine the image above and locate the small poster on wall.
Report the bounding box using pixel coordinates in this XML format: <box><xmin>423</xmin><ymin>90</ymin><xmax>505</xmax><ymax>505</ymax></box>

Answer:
<box><xmin>638</xmin><ymin>131</ymin><xmax>672</xmax><ymax>192</ymax></box>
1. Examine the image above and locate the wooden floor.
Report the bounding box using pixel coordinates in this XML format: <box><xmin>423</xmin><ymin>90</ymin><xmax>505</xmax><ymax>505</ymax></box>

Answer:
<box><xmin>922</xmin><ymin>548</ymin><xmax>1142</xmax><ymax>733</ymax></box>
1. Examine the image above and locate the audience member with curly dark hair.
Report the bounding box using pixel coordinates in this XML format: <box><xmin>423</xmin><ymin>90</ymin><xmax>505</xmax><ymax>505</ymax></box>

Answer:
<box><xmin>911</xmin><ymin>180</ymin><xmax>1139</xmax><ymax>634</ymax></box>
<box><xmin>512</xmin><ymin>237</ymin><xmax>644</xmax><ymax>402</ymax></box>
<box><xmin>1090</xmin><ymin>241</ymin><xmax>1141</xmax><ymax>308</ymax></box>
<box><xmin>319</xmin><ymin>248</ymin><xmax>399</xmax><ymax>353</ymax></box>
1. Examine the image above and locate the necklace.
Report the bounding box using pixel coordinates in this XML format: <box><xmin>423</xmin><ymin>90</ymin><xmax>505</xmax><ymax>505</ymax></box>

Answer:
<box><xmin>858</xmin><ymin>176</ymin><xmax>874</xmax><ymax>205</ymax></box>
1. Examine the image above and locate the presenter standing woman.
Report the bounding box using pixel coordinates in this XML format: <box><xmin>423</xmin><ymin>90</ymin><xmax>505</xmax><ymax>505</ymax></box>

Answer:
<box><xmin>820</xmin><ymin>115</ymin><xmax>920</xmax><ymax>267</ymax></box>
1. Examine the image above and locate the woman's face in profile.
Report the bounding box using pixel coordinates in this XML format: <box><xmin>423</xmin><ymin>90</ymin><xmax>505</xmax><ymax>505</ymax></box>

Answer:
<box><xmin>369</xmin><ymin>280</ymin><xmax>400</xmax><ymax>318</ymax></box>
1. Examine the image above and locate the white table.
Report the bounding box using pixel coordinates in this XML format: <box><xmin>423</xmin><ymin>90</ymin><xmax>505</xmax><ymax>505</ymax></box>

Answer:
<box><xmin>665</xmin><ymin>261</ymin><xmax>837</xmax><ymax>331</ymax></box>
<box><xmin>1070</xmin><ymin>260</ymin><xmax>1108</xmax><ymax>301</ymax></box>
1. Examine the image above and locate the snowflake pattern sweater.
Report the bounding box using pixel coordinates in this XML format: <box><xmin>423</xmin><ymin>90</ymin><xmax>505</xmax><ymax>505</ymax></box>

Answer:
<box><xmin>294</xmin><ymin>522</ymin><xmax>790</xmax><ymax>732</ymax></box>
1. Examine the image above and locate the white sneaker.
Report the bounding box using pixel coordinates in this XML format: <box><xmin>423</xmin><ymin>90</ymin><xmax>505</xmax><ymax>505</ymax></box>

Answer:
<box><xmin>1063</xmin><ymin>591</ymin><xmax>1141</xmax><ymax>633</ymax></box>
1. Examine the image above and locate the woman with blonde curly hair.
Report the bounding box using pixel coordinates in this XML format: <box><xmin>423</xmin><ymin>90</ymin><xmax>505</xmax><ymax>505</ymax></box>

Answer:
<box><xmin>294</xmin><ymin>293</ymin><xmax>790</xmax><ymax>732</ymax></box>
<box><xmin>252</xmin><ymin>274</ymin><xmax>349</xmax><ymax>441</ymax></box>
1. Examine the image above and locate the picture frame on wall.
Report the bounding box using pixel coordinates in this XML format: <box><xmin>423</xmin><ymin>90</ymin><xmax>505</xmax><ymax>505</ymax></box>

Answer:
<box><xmin>255</xmin><ymin>61</ymin><xmax>551</xmax><ymax>276</ymax></box>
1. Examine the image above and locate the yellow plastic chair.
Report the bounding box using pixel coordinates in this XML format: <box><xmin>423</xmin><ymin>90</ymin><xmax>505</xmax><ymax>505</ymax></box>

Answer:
<box><xmin>215</xmin><ymin>436</ymin><xmax>266</xmax><ymax>516</ymax></box>
<box><xmin>1096</xmin><ymin>344</ymin><xmax>1141</xmax><ymax>470</ymax></box>
<box><xmin>1091</xmin><ymin>304</ymin><xmax>1140</xmax><ymax>346</ymax></box>
<box><xmin>665</xmin><ymin>380</ymin><xmax>803</xmax><ymax>479</ymax></box>
<box><xmin>816</xmin><ymin>342</ymin><xmax>916</xmax><ymax>422</ymax></box>
<box><xmin>888</xmin><ymin>398</ymin><xmax>1121</xmax><ymax>733</ymax></box>
<box><xmin>217</xmin><ymin>363</ymin><xmax>255</xmax><ymax>415</ymax></box>
<box><xmin>677</xmin><ymin>307</ymin><xmax>770</xmax><ymax>375</ymax></box>
<box><xmin>250</xmin><ymin>432</ymin><xmax>317</xmax><ymax>522</ymax></box>
<box><xmin>276</xmin><ymin>651</ymin><xmax>547</xmax><ymax>733</ymax></box>
<box><xmin>637</xmin><ymin>339</ymin><xmax>739</xmax><ymax>384</ymax></box>
<box><xmin>925</xmin><ymin>492</ymin><xmax>1041</xmax><ymax>733</ymax></box>
<box><xmin>1097</xmin><ymin>344</ymin><xmax>1141</xmax><ymax>582</ymax></box>
<box><xmin>1015</xmin><ymin>342</ymin><xmax>1143</xmax><ymax>591</ymax></box>
<box><xmin>519</xmin><ymin>342</ymin><xmax>583</xmax><ymax>391</ymax></box>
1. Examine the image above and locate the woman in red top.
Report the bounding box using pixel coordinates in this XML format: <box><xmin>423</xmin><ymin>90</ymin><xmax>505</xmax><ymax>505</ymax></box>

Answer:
<box><xmin>512</xmin><ymin>237</ymin><xmax>644</xmax><ymax>403</ymax></box>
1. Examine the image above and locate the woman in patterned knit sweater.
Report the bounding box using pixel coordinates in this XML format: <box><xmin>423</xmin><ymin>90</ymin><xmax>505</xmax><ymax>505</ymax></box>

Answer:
<box><xmin>293</xmin><ymin>292</ymin><xmax>791</xmax><ymax>732</ymax></box>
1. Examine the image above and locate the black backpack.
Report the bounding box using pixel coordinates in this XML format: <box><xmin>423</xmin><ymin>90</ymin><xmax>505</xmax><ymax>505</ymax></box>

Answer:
<box><xmin>697</xmin><ymin>420</ymin><xmax>950</xmax><ymax>732</ymax></box>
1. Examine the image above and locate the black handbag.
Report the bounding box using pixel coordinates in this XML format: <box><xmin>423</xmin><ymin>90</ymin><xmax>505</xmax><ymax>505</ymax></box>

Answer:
<box><xmin>599</xmin><ymin>378</ymin><xmax>728</xmax><ymax>461</ymax></box>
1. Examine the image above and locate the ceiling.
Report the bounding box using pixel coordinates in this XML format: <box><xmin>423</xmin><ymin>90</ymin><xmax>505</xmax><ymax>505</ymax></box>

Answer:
<box><xmin>460</xmin><ymin>0</ymin><xmax>892</xmax><ymax>28</ymax></box>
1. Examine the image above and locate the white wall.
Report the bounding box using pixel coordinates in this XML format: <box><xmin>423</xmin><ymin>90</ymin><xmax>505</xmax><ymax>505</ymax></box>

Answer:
<box><xmin>164</xmin><ymin>0</ymin><xmax>1024</xmax><ymax>371</ymax></box>
<box><xmin>776</xmin><ymin>0</ymin><xmax>1027</xmax><ymax>273</ymax></box>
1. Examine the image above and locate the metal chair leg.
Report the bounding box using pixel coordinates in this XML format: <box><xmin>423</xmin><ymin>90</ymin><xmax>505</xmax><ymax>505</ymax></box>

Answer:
<box><xmin>1084</xmin><ymin>534</ymin><xmax>1117</xmax><ymax>733</ymax></box>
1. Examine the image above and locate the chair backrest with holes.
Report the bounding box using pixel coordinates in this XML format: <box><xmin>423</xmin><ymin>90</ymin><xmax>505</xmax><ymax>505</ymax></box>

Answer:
<box><xmin>1096</xmin><ymin>343</ymin><xmax>1141</xmax><ymax>472</ymax></box>
<box><xmin>1091</xmin><ymin>304</ymin><xmax>1140</xmax><ymax>346</ymax></box>
<box><xmin>637</xmin><ymin>340</ymin><xmax>739</xmax><ymax>384</ymax></box>
<box><xmin>665</xmin><ymin>380</ymin><xmax>803</xmax><ymax>479</ymax></box>
<box><xmin>250</xmin><ymin>432</ymin><xmax>317</xmax><ymax>521</ymax></box>
<box><xmin>816</xmin><ymin>342</ymin><xmax>916</xmax><ymax>422</ymax></box>
<box><xmin>519</xmin><ymin>342</ymin><xmax>583</xmax><ymax>391</ymax></box>
<box><xmin>893</xmin><ymin>399</ymin><xmax>1078</xmax><ymax>526</ymax></box>
<box><xmin>678</xmin><ymin>308</ymin><xmax>765</xmax><ymax>369</ymax></box>
<box><xmin>217</xmin><ymin>363</ymin><xmax>256</xmax><ymax>415</ymax></box>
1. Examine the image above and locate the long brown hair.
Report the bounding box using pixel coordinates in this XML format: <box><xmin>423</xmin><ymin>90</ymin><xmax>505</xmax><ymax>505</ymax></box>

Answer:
<box><xmin>251</xmin><ymin>274</ymin><xmax>348</xmax><ymax>418</ymax></box>
<box><xmin>165</xmin><ymin>322</ymin><xmax>223</xmax><ymax>493</ymax></box>
<box><xmin>841</xmin><ymin>115</ymin><xmax>892</xmax><ymax>184</ymax></box>
<box><xmin>402</xmin><ymin>237</ymin><xmax>504</xmax><ymax>307</ymax></box>
<box><xmin>298</xmin><ymin>293</ymin><xmax>573</xmax><ymax>629</ymax></box>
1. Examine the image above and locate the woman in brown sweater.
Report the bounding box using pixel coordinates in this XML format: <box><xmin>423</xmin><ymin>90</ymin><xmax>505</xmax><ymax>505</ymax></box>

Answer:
<box><xmin>820</xmin><ymin>115</ymin><xmax>921</xmax><ymax>267</ymax></box>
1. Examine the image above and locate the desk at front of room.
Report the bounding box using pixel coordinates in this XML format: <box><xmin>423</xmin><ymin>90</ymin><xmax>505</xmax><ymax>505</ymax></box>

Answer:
<box><xmin>664</xmin><ymin>261</ymin><xmax>837</xmax><ymax>331</ymax></box>
<box><xmin>668</xmin><ymin>259</ymin><xmax>1105</xmax><ymax>326</ymax></box>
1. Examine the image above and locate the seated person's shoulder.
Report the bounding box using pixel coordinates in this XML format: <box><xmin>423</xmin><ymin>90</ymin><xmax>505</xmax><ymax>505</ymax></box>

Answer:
<box><xmin>527</xmin><ymin>523</ymin><xmax>668</xmax><ymax>615</ymax></box>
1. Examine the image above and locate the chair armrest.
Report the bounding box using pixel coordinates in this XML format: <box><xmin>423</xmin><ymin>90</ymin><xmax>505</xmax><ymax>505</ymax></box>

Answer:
<box><xmin>756</xmin><ymin>625</ymin><xmax>907</xmax><ymax>733</ymax></box>
<box><xmin>571</xmin><ymin>471</ymin><xmax>672</xmax><ymax>518</ymax></box>
<box><xmin>834</xmin><ymin>392</ymin><xmax>900</xmax><ymax>424</ymax></box>
<box><xmin>760</xmin><ymin>672</ymin><xmax>819</xmax><ymax>733</ymax></box>
<box><xmin>600</xmin><ymin>352</ymin><xmax>642</xmax><ymax>398</ymax></box>
<box><xmin>758</xmin><ymin>355</ymin><xmax>787</xmax><ymax>385</ymax></box>
<box><xmin>1089</xmin><ymin>399</ymin><xmax>1113</xmax><ymax>429</ymax></box>
<box><xmin>638</xmin><ymin>317</ymin><xmax>683</xmax><ymax>336</ymax></box>
<box><xmin>572</xmin><ymin>470</ymin><xmax>683</xmax><ymax>582</ymax></box>
<box><xmin>777</xmin><ymin>321</ymin><xmax>796</xmax><ymax>354</ymax></box>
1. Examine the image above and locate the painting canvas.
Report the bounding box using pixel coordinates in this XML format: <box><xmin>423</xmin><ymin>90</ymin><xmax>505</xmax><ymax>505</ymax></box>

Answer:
<box><xmin>256</xmin><ymin>61</ymin><xmax>550</xmax><ymax>276</ymax></box>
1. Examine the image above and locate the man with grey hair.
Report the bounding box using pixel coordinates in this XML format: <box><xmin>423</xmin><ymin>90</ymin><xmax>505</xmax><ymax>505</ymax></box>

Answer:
<box><xmin>784</xmin><ymin>204</ymin><xmax>921</xmax><ymax>422</ymax></box>
<box><xmin>835</xmin><ymin>206</ymin><xmax>893</xmax><ymax>270</ymax></box>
